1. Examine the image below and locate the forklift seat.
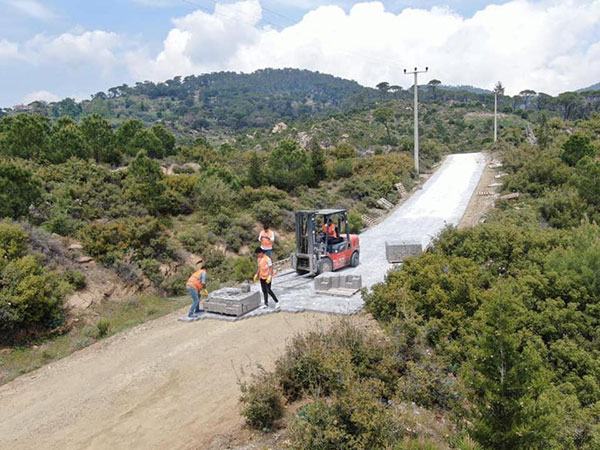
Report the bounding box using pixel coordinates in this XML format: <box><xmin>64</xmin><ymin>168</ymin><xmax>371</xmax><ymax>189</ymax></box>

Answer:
<box><xmin>327</xmin><ymin>240</ymin><xmax>348</xmax><ymax>254</ymax></box>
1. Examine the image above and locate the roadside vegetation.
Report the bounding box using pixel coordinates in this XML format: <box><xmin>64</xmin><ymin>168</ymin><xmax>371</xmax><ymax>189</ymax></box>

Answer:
<box><xmin>238</xmin><ymin>113</ymin><xmax>600</xmax><ymax>448</ymax></box>
<box><xmin>1</xmin><ymin>68</ymin><xmax>599</xmax><ymax>409</ymax></box>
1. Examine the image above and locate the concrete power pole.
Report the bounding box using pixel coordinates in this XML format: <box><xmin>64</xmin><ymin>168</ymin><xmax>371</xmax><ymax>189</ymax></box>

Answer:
<box><xmin>404</xmin><ymin>67</ymin><xmax>428</xmax><ymax>174</ymax></box>
<box><xmin>493</xmin><ymin>81</ymin><xmax>504</xmax><ymax>142</ymax></box>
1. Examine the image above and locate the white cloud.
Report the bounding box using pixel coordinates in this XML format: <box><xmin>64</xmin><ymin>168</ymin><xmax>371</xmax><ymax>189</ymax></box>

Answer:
<box><xmin>0</xmin><ymin>39</ymin><xmax>20</xmax><ymax>60</ymax></box>
<box><xmin>127</xmin><ymin>0</ymin><xmax>600</xmax><ymax>94</ymax></box>
<box><xmin>4</xmin><ymin>0</ymin><xmax>57</xmax><ymax>21</ymax></box>
<box><xmin>26</xmin><ymin>30</ymin><xmax>122</xmax><ymax>72</ymax></box>
<box><xmin>0</xmin><ymin>30</ymin><xmax>123</xmax><ymax>74</ymax></box>
<box><xmin>23</xmin><ymin>90</ymin><xmax>60</xmax><ymax>104</ymax></box>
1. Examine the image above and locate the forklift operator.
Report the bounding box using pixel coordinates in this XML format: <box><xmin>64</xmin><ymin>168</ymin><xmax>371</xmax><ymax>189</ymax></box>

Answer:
<box><xmin>321</xmin><ymin>218</ymin><xmax>343</xmax><ymax>245</ymax></box>
<box><xmin>321</xmin><ymin>219</ymin><xmax>337</xmax><ymax>239</ymax></box>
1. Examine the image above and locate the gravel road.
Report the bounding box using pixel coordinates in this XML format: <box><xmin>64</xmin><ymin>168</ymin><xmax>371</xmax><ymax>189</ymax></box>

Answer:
<box><xmin>0</xmin><ymin>152</ymin><xmax>486</xmax><ymax>450</ymax></box>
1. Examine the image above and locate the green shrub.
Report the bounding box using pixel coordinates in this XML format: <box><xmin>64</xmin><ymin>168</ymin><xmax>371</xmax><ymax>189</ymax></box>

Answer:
<box><xmin>266</xmin><ymin>140</ymin><xmax>314</xmax><ymax>191</ymax></box>
<box><xmin>239</xmin><ymin>369</ymin><xmax>284</xmax><ymax>431</ymax></box>
<box><xmin>274</xmin><ymin>320</ymin><xmax>398</xmax><ymax>402</ymax></box>
<box><xmin>79</xmin><ymin>216</ymin><xmax>172</xmax><ymax>264</ymax></box>
<box><xmin>348</xmin><ymin>211</ymin><xmax>363</xmax><ymax>233</ymax></box>
<box><xmin>138</xmin><ymin>258</ymin><xmax>162</xmax><ymax>285</ymax></box>
<box><xmin>233</xmin><ymin>257</ymin><xmax>255</xmax><ymax>282</ymax></box>
<box><xmin>0</xmin><ymin>254</ymin><xmax>68</xmax><ymax>338</ymax></box>
<box><xmin>252</xmin><ymin>200</ymin><xmax>282</xmax><ymax>227</ymax></box>
<box><xmin>64</xmin><ymin>268</ymin><xmax>87</xmax><ymax>290</ymax></box>
<box><xmin>330</xmin><ymin>159</ymin><xmax>354</xmax><ymax>179</ymax></box>
<box><xmin>560</xmin><ymin>133</ymin><xmax>596</xmax><ymax>166</ymax></box>
<box><xmin>0</xmin><ymin>222</ymin><xmax>28</xmax><ymax>262</ymax></box>
<box><xmin>177</xmin><ymin>226</ymin><xmax>213</xmax><ymax>254</ymax></box>
<box><xmin>238</xmin><ymin>185</ymin><xmax>289</xmax><ymax>208</ymax></box>
<box><xmin>195</xmin><ymin>174</ymin><xmax>235</xmax><ymax>213</ymax></box>
<box><xmin>95</xmin><ymin>318</ymin><xmax>110</xmax><ymax>338</ymax></box>
<box><xmin>160</xmin><ymin>266</ymin><xmax>192</xmax><ymax>296</ymax></box>
<box><xmin>539</xmin><ymin>185</ymin><xmax>587</xmax><ymax>228</ymax></box>
<box><xmin>289</xmin><ymin>379</ymin><xmax>401</xmax><ymax>450</ymax></box>
<box><xmin>0</xmin><ymin>163</ymin><xmax>42</xmax><ymax>219</ymax></box>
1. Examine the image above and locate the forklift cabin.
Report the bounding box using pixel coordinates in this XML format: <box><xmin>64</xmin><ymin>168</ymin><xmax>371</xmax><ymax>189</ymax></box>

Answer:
<box><xmin>291</xmin><ymin>209</ymin><xmax>360</xmax><ymax>275</ymax></box>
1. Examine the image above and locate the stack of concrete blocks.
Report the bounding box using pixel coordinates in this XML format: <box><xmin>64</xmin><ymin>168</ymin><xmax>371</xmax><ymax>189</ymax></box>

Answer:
<box><xmin>314</xmin><ymin>273</ymin><xmax>362</xmax><ymax>297</ymax></box>
<box><xmin>385</xmin><ymin>240</ymin><xmax>423</xmax><ymax>263</ymax></box>
<box><xmin>204</xmin><ymin>283</ymin><xmax>261</xmax><ymax>316</ymax></box>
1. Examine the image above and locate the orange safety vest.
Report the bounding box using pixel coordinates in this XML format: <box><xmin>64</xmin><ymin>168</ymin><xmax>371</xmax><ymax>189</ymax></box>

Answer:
<box><xmin>186</xmin><ymin>268</ymin><xmax>206</xmax><ymax>291</ymax></box>
<box><xmin>322</xmin><ymin>223</ymin><xmax>337</xmax><ymax>238</ymax></box>
<box><xmin>259</xmin><ymin>229</ymin><xmax>274</xmax><ymax>250</ymax></box>
<box><xmin>258</xmin><ymin>254</ymin><xmax>272</xmax><ymax>280</ymax></box>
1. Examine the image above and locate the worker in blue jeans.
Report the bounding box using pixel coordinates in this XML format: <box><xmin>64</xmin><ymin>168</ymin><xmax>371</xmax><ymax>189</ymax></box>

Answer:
<box><xmin>185</xmin><ymin>260</ymin><xmax>207</xmax><ymax>318</ymax></box>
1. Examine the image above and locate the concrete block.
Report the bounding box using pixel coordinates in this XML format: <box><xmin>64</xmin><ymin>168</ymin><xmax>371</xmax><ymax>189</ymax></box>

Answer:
<box><xmin>314</xmin><ymin>273</ymin><xmax>362</xmax><ymax>297</ymax></box>
<box><xmin>204</xmin><ymin>287</ymin><xmax>260</xmax><ymax>317</ymax></box>
<box><xmin>343</xmin><ymin>274</ymin><xmax>362</xmax><ymax>290</ymax></box>
<box><xmin>386</xmin><ymin>240</ymin><xmax>423</xmax><ymax>263</ymax></box>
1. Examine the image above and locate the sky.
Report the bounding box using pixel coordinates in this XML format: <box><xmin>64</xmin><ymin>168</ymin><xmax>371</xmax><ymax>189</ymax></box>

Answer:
<box><xmin>1</xmin><ymin>0</ymin><xmax>599</xmax><ymax>107</ymax></box>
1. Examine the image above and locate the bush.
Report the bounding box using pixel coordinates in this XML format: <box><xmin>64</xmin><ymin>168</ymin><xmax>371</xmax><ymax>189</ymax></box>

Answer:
<box><xmin>0</xmin><ymin>222</ymin><xmax>28</xmax><ymax>261</ymax></box>
<box><xmin>330</xmin><ymin>159</ymin><xmax>354</xmax><ymax>179</ymax></box>
<box><xmin>348</xmin><ymin>211</ymin><xmax>363</xmax><ymax>233</ymax></box>
<box><xmin>0</xmin><ymin>254</ymin><xmax>68</xmax><ymax>338</ymax></box>
<box><xmin>560</xmin><ymin>133</ymin><xmax>596</xmax><ymax>166</ymax></box>
<box><xmin>64</xmin><ymin>268</ymin><xmax>87</xmax><ymax>290</ymax></box>
<box><xmin>95</xmin><ymin>318</ymin><xmax>110</xmax><ymax>338</ymax></box>
<box><xmin>239</xmin><ymin>369</ymin><xmax>284</xmax><ymax>431</ymax></box>
<box><xmin>0</xmin><ymin>162</ymin><xmax>42</xmax><ymax>219</ymax></box>
<box><xmin>160</xmin><ymin>266</ymin><xmax>192</xmax><ymax>296</ymax></box>
<box><xmin>233</xmin><ymin>256</ymin><xmax>255</xmax><ymax>282</ymax></box>
<box><xmin>266</xmin><ymin>140</ymin><xmax>314</xmax><ymax>191</ymax></box>
<box><xmin>539</xmin><ymin>185</ymin><xmax>587</xmax><ymax>228</ymax></box>
<box><xmin>195</xmin><ymin>174</ymin><xmax>235</xmax><ymax>213</ymax></box>
<box><xmin>252</xmin><ymin>200</ymin><xmax>282</xmax><ymax>227</ymax></box>
<box><xmin>289</xmin><ymin>379</ymin><xmax>402</xmax><ymax>450</ymax></box>
<box><xmin>79</xmin><ymin>216</ymin><xmax>172</xmax><ymax>265</ymax></box>
<box><xmin>274</xmin><ymin>321</ymin><xmax>398</xmax><ymax>402</ymax></box>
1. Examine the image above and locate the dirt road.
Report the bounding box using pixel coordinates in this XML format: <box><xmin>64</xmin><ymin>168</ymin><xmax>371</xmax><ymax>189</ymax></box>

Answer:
<box><xmin>0</xmin><ymin>311</ymin><xmax>330</xmax><ymax>450</ymax></box>
<box><xmin>0</xmin><ymin>152</ymin><xmax>488</xmax><ymax>450</ymax></box>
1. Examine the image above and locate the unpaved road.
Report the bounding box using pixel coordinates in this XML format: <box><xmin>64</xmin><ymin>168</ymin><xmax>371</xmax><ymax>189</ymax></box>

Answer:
<box><xmin>0</xmin><ymin>311</ymin><xmax>330</xmax><ymax>450</ymax></box>
<box><xmin>0</xmin><ymin>153</ymin><xmax>487</xmax><ymax>450</ymax></box>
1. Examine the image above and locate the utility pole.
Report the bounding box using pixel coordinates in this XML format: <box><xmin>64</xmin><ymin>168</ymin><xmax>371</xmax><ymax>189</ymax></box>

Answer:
<box><xmin>493</xmin><ymin>81</ymin><xmax>504</xmax><ymax>142</ymax></box>
<box><xmin>404</xmin><ymin>67</ymin><xmax>428</xmax><ymax>174</ymax></box>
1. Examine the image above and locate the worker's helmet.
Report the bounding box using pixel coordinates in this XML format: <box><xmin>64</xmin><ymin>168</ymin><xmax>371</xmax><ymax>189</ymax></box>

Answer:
<box><xmin>254</xmin><ymin>247</ymin><xmax>264</xmax><ymax>255</ymax></box>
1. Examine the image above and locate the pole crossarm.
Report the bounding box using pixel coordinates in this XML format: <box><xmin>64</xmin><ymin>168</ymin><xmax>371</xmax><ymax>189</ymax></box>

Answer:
<box><xmin>404</xmin><ymin>66</ymin><xmax>428</xmax><ymax>174</ymax></box>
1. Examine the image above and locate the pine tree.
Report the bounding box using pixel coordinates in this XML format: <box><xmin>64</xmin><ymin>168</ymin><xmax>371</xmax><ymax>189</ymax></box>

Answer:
<box><xmin>310</xmin><ymin>140</ymin><xmax>327</xmax><ymax>186</ymax></box>
<box><xmin>463</xmin><ymin>284</ymin><xmax>555</xmax><ymax>449</ymax></box>
<box><xmin>247</xmin><ymin>152</ymin><xmax>264</xmax><ymax>188</ymax></box>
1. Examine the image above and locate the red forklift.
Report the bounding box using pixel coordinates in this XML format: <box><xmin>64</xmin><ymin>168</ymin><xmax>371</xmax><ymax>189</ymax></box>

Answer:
<box><xmin>291</xmin><ymin>209</ymin><xmax>360</xmax><ymax>275</ymax></box>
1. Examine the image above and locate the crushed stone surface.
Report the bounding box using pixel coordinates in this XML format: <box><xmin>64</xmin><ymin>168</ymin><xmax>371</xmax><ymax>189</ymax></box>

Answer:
<box><xmin>191</xmin><ymin>152</ymin><xmax>486</xmax><ymax>320</ymax></box>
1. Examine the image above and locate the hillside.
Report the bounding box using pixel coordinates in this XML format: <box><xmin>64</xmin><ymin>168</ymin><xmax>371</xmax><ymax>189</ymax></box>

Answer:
<box><xmin>5</xmin><ymin>69</ymin><xmax>377</xmax><ymax>140</ymax></box>
<box><xmin>578</xmin><ymin>81</ymin><xmax>600</xmax><ymax>92</ymax></box>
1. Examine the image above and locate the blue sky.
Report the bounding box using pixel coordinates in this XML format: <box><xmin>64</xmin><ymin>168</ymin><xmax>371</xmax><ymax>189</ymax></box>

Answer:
<box><xmin>1</xmin><ymin>0</ymin><xmax>599</xmax><ymax>107</ymax></box>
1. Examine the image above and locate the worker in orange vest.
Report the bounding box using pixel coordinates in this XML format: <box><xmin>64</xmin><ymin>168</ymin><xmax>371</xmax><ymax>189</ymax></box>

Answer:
<box><xmin>185</xmin><ymin>259</ymin><xmax>207</xmax><ymax>318</ymax></box>
<box><xmin>321</xmin><ymin>219</ymin><xmax>337</xmax><ymax>239</ymax></box>
<box><xmin>258</xmin><ymin>223</ymin><xmax>275</xmax><ymax>258</ymax></box>
<box><xmin>253</xmin><ymin>247</ymin><xmax>279</xmax><ymax>309</ymax></box>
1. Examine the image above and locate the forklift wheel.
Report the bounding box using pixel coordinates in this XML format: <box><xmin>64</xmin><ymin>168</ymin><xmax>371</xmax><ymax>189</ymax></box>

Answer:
<box><xmin>318</xmin><ymin>258</ymin><xmax>333</xmax><ymax>275</ymax></box>
<box><xmin>350</xmin><ymin>251</ymin><xmax>359</xmax><ymax>267</ymax></box>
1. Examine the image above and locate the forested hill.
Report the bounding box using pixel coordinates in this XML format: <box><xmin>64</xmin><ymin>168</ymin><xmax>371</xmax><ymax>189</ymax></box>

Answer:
<box><xmin>4</xmin><ymin>68</ymin><xmax>600</xmax><ymax>142</ymax></box>
<box><xmin>6</xmin><ymin>69</ymin><xmax>376</xmax><ymax>137</ymax></box>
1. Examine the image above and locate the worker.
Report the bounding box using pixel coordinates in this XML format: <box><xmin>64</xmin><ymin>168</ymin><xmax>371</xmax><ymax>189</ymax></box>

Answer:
<box><xmin>253</xmin><ymin>247</ymin><xmax>280</xmax><ymax>309</ymax></box>
<box><xmin>258</xmin><ymin>223</ymin><xmax>275</xmax><ymax>258</ymax></box>
<box><xmin>185</xmin><ymin>259</ymin><xmax>207</xmax><ymax>318</ymax></box>
<box><xmin>321</xmin><ymin>218</ymin><xmax>337</xmax><ymax>239</ymax></box>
